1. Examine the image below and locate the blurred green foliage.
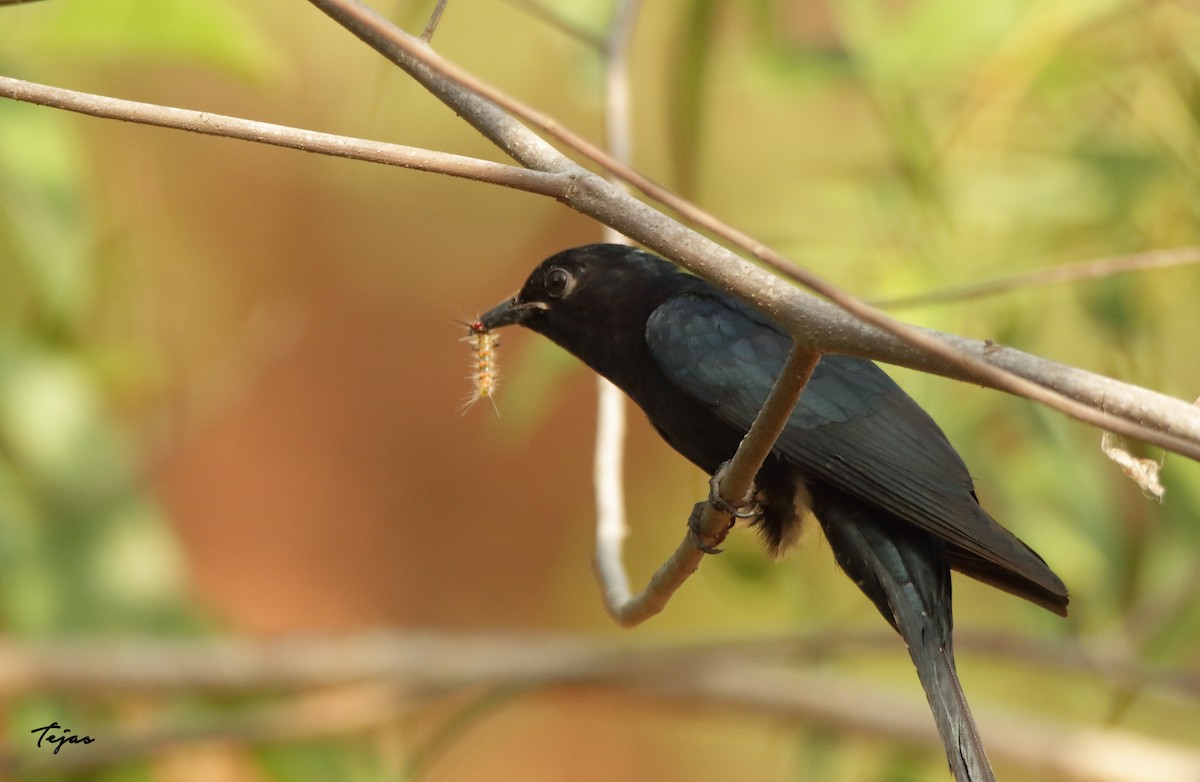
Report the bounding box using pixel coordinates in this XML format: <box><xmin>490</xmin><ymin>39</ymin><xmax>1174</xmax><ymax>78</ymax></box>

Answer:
<box><xmin>0</xmin><ymin>0</ymin><xmax>287</xmax><ymax>634</ymax></box>
<box><xmin>0</xmin><ymin>1</ymin><xmax>273</xmax><ymax>776</ymax></box>
<box><xmin>1</xmin><ymin>0</ymin><xmax>1199</xmax><ymax>780</ymax></box>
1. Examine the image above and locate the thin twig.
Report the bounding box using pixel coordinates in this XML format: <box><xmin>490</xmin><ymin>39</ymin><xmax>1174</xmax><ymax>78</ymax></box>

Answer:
<box><xmin>420</xmin><ymin>0</ymin><xmax>449</xmax><ymax>42</ymax></box>
<box><xmin>402</xmin><ymin>686</ymin><xmax>525</xmax><ymax>779</ymax></box>
<box><xmin>592</xmin><ymin>0</ymin><xmax>640</xmax><ymax>622</ymax></box>
<box><xmin>876</xmin><ymin>246</ymin><xmax>1200</xmax><ymax>309</ymax></box>
<box><xmin>689</xmin><ymin>347</ymin><xmax>821</xmax><ymax>554</ymax></box>
<box><xmin>0</xmin><ymin>75</ymin><xmax>567</xmax><ymax>197</ymax></box>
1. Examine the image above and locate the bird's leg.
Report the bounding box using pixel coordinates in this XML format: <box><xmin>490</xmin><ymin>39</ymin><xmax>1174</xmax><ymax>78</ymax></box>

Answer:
<box><xmin>708</xmin><ymin>463</ymin><xmax>763</xmax><ymax>519</ymax></box>
<box><xmin>687</xmin><ymin>460</ymin><xmax>762</xmax><ymax>554</ymax></box>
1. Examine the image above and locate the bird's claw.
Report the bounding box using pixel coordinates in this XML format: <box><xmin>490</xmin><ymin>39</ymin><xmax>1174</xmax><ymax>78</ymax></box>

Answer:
<box><xmin>688</xmin><ymin>501</ymin><xmax>729</xmax><ymax>554</ymax></box>
<box><xmin>687</xmin><ymin>463</ymin><xmax>762</xmax><ymax>554</ymax></box>
<box><xmin>708</xmin><ymin>492</ymin><xmax>762</xmax><ymax>520</ymax></box>
<box><xmin>708</xmin><ymin>464</ymin><xmax>762</xmax><ymax>521</ymax></box>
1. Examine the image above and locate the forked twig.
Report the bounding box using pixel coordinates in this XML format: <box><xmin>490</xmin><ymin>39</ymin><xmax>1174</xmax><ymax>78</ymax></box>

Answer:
<box><xmin>420</xmin><ymin>0</ymin><xmax>449</xmax><ymax>42</ymax></box>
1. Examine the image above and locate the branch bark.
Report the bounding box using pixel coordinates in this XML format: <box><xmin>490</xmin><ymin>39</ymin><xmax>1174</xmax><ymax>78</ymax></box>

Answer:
<box><xmin>0</xmin><ymin>75</ymin><xmax>566</xmax><ymax>196</ymax></box>
<box><xmin>302</xmin><ymin>0</ymin><xmax>1200</xmax><ymax>461</ymax></box>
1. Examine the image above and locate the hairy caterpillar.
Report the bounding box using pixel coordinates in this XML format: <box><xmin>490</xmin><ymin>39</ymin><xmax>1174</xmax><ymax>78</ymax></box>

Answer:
<box><xmin>463</xmin><ymin>320</ymin><xmax>499</xmax><ymax>414</ymax></box>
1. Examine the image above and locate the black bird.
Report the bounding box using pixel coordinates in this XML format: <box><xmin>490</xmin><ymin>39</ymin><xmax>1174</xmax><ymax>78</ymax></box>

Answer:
<box><xmin>477</xmin><ymin>244</ymin><xmax>1068</xmax><ymax>782</ymax></box>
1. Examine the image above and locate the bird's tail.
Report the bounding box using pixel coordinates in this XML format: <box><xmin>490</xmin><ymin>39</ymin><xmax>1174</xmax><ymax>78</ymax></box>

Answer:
<box><xmin>812</xmin><ymin>486</ymin><xmax>995</xmax><ymax>782</ymax></box>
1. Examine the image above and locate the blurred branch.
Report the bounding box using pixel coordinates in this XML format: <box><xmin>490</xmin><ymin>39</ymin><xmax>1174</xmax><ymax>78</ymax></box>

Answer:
<box><xmin>580</xmin><ymin>0</ymin><xmax>819</xmax><ymax>632</ymax></box>
<box><xmin>2</xmin><ymin>631</ymin><xmax>1195</xmax><ymax>700</ymax></box>
<box><xmin>581</xmin><ymin>0</ymin><xmax>816</xmax><ymax>631</ymax></box>
<box><xmin>1</xmin><ymin>632</ymin><xmax>1198</xmax><ymax>781</ymax></box>
<box><xmin>3</xmin><ymin>682</ymin><xmax>425</xmax><ymax>775</ymax></box>
<box><xmin>403</xmin><ymin>686</ymin><xmax>525</xmax><ymax>779</ymax></box>
<box><xmin>592</xmin><ymin>0</ymin><xmax>638</xmax><ymax>620</ymax></box>
<box><xmin>876</xmin><ymin>246</ymin><xmax>1200</xmax><ymax>309</ymax></box>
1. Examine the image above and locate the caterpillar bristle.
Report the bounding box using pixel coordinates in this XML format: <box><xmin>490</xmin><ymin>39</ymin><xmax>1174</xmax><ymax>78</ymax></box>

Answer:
<box><xmin>462</xmin><ymin>324</ymin><xmax>500</xmax><ymax>415</ymax></box>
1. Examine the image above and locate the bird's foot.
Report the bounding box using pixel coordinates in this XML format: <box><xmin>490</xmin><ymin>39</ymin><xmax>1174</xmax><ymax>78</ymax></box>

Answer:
<box><xmin>687</xmin><ymin>462</ymin><xmax>762</xmax><ymax>554</ymax></box>
<box><xmin>709</xmin><ymin>461</ymin><xmax>762</xmax><ymax>521</ymax></box>
<box><xmin>687</xmin><ymin>502</ymin><xmax>729</xmax><ymax>554</ymax></box>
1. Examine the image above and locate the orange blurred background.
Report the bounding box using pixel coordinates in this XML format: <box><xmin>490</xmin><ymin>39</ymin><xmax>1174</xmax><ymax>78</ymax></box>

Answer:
<box><xmin>5</xmin><ymin>1</ymin><xmax>1200</xmax><ymax>780</ymax></box>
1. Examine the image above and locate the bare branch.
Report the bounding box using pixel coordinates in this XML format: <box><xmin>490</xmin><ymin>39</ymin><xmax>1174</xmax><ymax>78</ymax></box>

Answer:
<box><xmin>602</xmin><ymin>348</ymin><xmax>820</xmax><ymax>625</ymax></box>
<box><xmin>592</xmin><ymin>0</ymin><xmax>640</xmax><ymax>620</ymax></box>
<box><xmin>0</xmin><ymin>75</ymin><xmax>567</xmax><ymax>197</ymax></box>
<box><xmin>689</xmin><ymin>347</ymin><xmax>821</xmax><ymax>554</ymax></box>
<box><xmin>304</xmin><ymin>0</ymin><xmax>1200</xmax><ymax>462</ymax></box>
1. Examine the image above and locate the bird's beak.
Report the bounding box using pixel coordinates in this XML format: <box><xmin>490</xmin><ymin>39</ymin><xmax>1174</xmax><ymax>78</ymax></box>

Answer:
<box><xmin>476</xmin><ymin>295</ymin><xmax>547</xmax><ymax>331</ymax></box>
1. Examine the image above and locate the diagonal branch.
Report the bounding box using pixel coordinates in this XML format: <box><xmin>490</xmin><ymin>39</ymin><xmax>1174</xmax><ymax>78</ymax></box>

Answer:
<box><xmin>686</xmin><ymin>348</ymin><xmax>821</xmax><ymax>556</ymax></box>
<box><xmin>876</xmin><ymin>246</ymin><xmax>1200</xmax><ymax>309</ymax></box>
<box><xmin>601</xmin><ymin>347</ymin><xmax>820</xmax><ymax>626</ymax></box>
<box><xmin>0</xmin><ymin>75</ymin><xmax>567</xmax><ymax>197</ymax></box>
<box><xmin>304</xmin><ymin>0</ymin><xmax>1200</xmax><ymax>462</ymax></box>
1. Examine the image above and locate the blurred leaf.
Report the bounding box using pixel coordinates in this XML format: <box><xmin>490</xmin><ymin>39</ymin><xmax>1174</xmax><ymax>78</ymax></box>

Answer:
<box><xmin>490</xmin><ymin>337</ymin><xmax>581</xmax><ymax>438</ymax></box>
<box><xmin>668</xmin><ymin>0</ymin><xmax>720</xmax><ymax>196</ymax></box>
<box><xmin>838</xmin><ymin>0</ymin><xmax>1024</xmax><ymax>85</ymax></box>
<box><xmin>0</xmin><ymin>100</ymin><xmax>90</xmax><ymax>334</ymax></box>
<box><xmin>1078</xmin><ymin>276</ymin><xmax>1143</xmax><ymax>337</ymax></box>
<box><xmin>0</xmin><ymin>345</ymin><xmax>193</xmax><ymax>634</ymax></box>
<box><xmin>13</xmin><ymin>0</ymin><xmax>285</xmax><ymax>80</ymax></box>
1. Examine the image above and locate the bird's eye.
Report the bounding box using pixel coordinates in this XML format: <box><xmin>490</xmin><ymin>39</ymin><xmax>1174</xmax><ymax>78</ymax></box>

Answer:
<box><xmin>544</xmin><ymin>267</ymin><xmax>575</xmax><ymax>299</ymax></box>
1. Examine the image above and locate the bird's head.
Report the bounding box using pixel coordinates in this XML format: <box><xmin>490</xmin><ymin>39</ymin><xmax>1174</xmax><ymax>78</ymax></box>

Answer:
<box><xmin>476</xmin><ymin>244</ymin><xmax>691</xmax><ymax>373</ymax></box>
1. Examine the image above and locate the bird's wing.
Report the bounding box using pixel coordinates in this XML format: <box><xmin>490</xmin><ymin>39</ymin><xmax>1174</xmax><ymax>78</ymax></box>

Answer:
<box><xmin>645</xmin><ymin>291</ymin><xmax>1066</xmax><ymax>608</ymax></box>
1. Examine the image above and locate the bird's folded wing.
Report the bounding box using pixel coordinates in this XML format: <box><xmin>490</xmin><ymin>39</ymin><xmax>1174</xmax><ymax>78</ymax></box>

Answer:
<box><xmin>645</xmin><ymin>292</ymin><xmax>1067</xmax><ymax>612</ymax></box>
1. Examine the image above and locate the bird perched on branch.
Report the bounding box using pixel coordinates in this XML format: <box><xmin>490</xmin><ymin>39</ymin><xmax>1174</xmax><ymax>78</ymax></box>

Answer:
<box><xmin>476</xmin><ymin>244</ymin><xmax>1068</xmax><ymax>782</ymax></box>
